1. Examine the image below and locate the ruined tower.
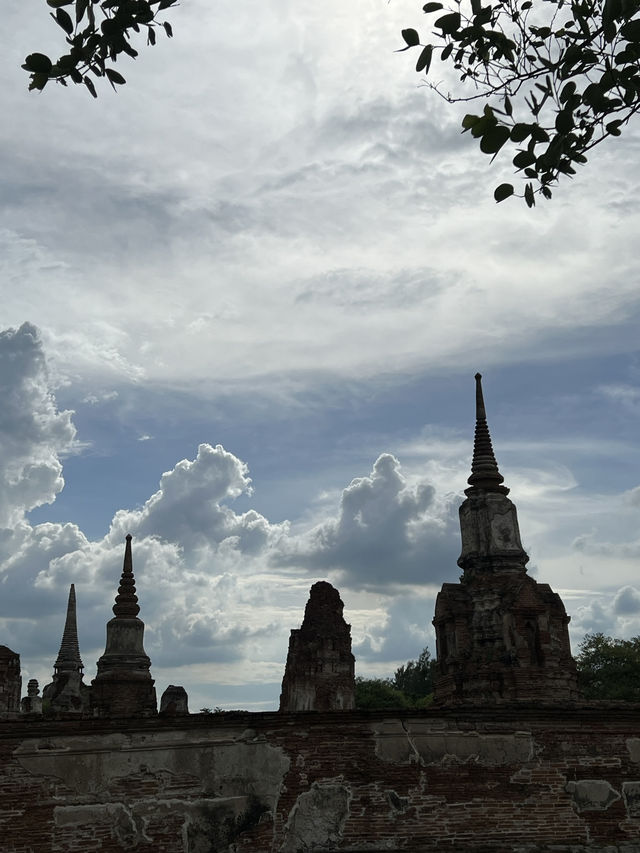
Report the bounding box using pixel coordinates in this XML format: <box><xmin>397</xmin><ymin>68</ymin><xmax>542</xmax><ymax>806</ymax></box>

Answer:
<box><xmin>91</xmin><ymin>535</ymin><xmax>157</xmax><ymax>717</ymax></box>
<box><xmin>432</xmin><ymin>374</ymin><xmax>579</xmax><ymax>704</ymax></box>
<box><xmin>42</xmin><ymin>584</ymin><xmax>89</xmax><ymax>713</ymax></box>
<box><xmin>0</xmin><ymin>646</ymin><xmax>21</xmax><ymax>716</ymax></box>
<box><xmin>279</xmin><ymin>581</ymin><xmax>356</xmax><ymax>712</ymax></box>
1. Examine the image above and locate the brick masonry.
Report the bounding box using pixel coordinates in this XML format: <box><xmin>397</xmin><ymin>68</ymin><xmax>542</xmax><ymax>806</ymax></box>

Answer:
<box><xmin>2</xmin><ymin>705</ymin><xmax>640</xmax><ymax>852</ymax></box>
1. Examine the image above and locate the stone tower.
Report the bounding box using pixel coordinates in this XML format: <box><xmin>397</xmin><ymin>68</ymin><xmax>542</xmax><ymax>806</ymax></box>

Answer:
<box><xmin>432</xmin><ymin>374</ymin><xmax>579</xmax><ymax>704</ymax></box>
<box><xmin>42</xmin><ymin>584</ymin><xmax>89</xmax><ymax>713</ymax></box>
<box><xmin>0</xmin><ymin>646</ymin><xmax>21</xmax><ymax>716</ymax></box>
<box><xmin>91</xmin><ymin>535</ymin><xmax>157</xmax><ymax>717</ymax></box>
<box><xmin>280</xmin><ymin>581</ymin><xmax>356</xmax><ymax>712</ymax></box>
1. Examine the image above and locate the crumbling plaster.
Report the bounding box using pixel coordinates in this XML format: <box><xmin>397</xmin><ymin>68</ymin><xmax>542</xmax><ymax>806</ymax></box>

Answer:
<box><xmin>3</xmin><ymin>707</ymin><xmax>640</xmax><ymax>852</ymax></box>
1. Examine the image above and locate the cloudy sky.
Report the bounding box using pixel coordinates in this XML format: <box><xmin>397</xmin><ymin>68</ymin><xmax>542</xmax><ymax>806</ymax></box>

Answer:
<box><xmin>1</xmin><ymin>1</ymin><xmax>640</xmax><ymax>711</ymax></box>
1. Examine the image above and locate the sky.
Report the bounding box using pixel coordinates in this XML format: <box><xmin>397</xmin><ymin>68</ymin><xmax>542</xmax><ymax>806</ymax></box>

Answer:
<box><xmin>1</xmin><ymin>1</ymin><xmax>640</xmax><ymax>712</ymax></box>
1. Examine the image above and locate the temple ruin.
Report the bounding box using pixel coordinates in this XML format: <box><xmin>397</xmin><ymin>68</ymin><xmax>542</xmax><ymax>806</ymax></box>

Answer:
<box><xmin>91</xmin><ymin>534</ymin><xmax>157</xmax><ymax>717</ymax></box>
<box><xmin>0</xmin><ymin>645</ymin><xmax>21</xmax><ymax>716</ymax></box>
<box><xmin>432</xmin><ymin>373</ymin><xmax>579</xmax><ymax>703</ymax></box>
<box><xmin>279</xmin><ymin>581</ymin><xmax>356</xmax><ymax>711</ymax></box>
<box><xmin>3</xmin><ymin>376</ymin><xmax>640</xmax><ymax>852</ymax></box>
<box><xmin>42</xmin><ymin>584</ymin><xmax>90</xmax><ymax>714</ymax></box>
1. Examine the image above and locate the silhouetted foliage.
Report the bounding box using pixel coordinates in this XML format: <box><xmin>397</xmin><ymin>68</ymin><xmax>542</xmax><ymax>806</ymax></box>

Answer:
<box><xmin>400</xmin><ymin>0</ymin><xmax>640</xmax><ymax>205</ymax></box>
<box><xmin>393</xmin><ymin>646</ymin><xmax>435</xmax><ymax>700</ymax></box>
<box><xmin>355</xmin><ymin>677</ymin><xmax>414</xmax><ymax>710</ymax></box>
<box><xmin>24</xmin><ymin>0</ymin><xmax>177</xmax><ymax>96</ymax></box>
<box><xmin>576</xmin><ymin>632</ymin><xmax>640</xmax><ymax>700</ymax></box>
<box><xmin>355</xmin><ymin>646</ymin><xmax>435</xmax><ymax>709</ymax></box>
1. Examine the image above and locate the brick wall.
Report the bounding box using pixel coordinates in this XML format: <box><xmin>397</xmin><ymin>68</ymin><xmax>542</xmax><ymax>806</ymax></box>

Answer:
<box><xmin>1</xmin><ymin>705</ymin><xmax>640</xmax><ymax>852</ymax></box>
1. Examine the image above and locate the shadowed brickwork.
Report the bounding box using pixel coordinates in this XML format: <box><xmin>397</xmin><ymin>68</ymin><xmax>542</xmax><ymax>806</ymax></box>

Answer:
<box><xmin>0</xmin><ymin>645</ymin><xmax>20</xmax><ymax>716</ymax></box>
<box><xmin>279</xmin><ymin>581</ymin><xmax>355</xmax><ymax>712</ymax></box>
<box><xmin>1</xmin><ymin>706</ymin><xmax>640</xmax><ymax>852</ymax></box>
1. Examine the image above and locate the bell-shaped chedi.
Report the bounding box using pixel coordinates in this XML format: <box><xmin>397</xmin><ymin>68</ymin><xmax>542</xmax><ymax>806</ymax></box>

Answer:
<box><xmin>42</xmin><ymin>584</ymin><xmax>90</xmax><ymax>714</ymax></box>
<box><xmin>432</xmin><ymin>374</ymin><xmax>580</xmax><ymax>704</ymax></box>
<box><xmin>91</xmin><ymin>535</ymin><xmax>157</xmax><ymax>717</ymax></box>
<box><xmin>21</xmin><ymin>679</ymin><xmax>43</xmax><ymax>714</ymax></box>
<box><xmin>280</xmin><ymin>581</ymin><xmax>356</xmax><ymax>712</ymax></box>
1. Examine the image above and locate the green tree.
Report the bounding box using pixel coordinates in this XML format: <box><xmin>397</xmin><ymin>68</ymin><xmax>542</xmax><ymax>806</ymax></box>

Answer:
<box><xmin>23</xmin><ymin>0</ymin><xmax>177</xmax><ymax>97</ymax></box>
<box><xmin>393</xmin><ymin>646</ymin><xmax>435</xmax><ymax>701</ymax></box>
<box><xmin>400</xmin><ymin>0</ymin><xmax>640</xmax><ymax>205</ymax></box>
<box><xmin>355</xmin><ymin>646</ymin><xmax>436</xmax><ymax>710</ymax></box>
<box><xmin>354</xmin><ymin>677</ymin><xmax>414</xmax><ymax>710</ymax></box>
<box><xmin>576</xmin><ymin>632</ymin><xmax>640</xmax><ymax>700</ymax></box>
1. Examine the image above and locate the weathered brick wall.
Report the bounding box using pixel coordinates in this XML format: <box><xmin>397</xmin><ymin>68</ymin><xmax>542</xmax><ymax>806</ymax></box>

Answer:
<box><xmin>1</xmin><ymin>705</ymin><xmax>640</xmax><ymax>852</ymax></box>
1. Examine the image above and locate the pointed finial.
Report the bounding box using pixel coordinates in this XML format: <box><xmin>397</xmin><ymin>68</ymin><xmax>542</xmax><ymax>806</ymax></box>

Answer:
<box><xmin>112</xmin><ymin>534</ymin><xmax>140</xmax><ymax>618</ymax></box>
<box><xmin>466</xmin><ymin>373</ymin><xmax>509</xmax><ymax>495</ymax></box>
<box><xmin>53</xmin><ymin>584</ymin><xmax>84</xmax><ymax>674</ymax></box>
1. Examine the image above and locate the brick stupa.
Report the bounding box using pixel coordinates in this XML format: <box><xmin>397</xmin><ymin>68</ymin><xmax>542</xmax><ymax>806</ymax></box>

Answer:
<box><xmin>91</xmin><ymin>535</ymin><xmax>157</xmax><ymax>717</ymax></box>
<box><xmin>43</xmin><ymin>584</ymin><xmax>89</xmax><ymax>713</ymax></box>
<box><xmin>432</xmin><ymin>374</ymin><xmax>580</xmax><ymax>704</ymax></box>
<box><xmin>280</xmin><ymin>581</ymin><xmax>356</xmax><ymax>712</ymax></box>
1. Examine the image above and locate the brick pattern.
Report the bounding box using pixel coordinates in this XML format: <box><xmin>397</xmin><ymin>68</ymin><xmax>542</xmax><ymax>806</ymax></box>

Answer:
<box><xmin>1</xmin><ymin>707</ymin><xmax>640</xmax><ymax>852</ymax></box>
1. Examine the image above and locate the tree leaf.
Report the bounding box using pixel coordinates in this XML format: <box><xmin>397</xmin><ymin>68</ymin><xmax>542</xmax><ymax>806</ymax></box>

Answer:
<box><xmin>28</xmin><ymin>72</ymin><xmax>49</xmax><ymax>91</ymax></box>
<box><xmin>461</xmin><ymin>113</ymin><xmax>480</xmax><ymax>130</ymax></box>
<box><xmin>479</xmin><ymin>124</ymin><xmax>510</xmax><ymax>154</ymax></box>
<box><xmin>76</xmin><ymin>0</ymin><xmax>89</xmax><ymax>24</ymax></box>
<box><xmin>83</xmin><ymin>75</ymin><xmax>97</xmax><ymax>98</ymax></box>
<box><xmin>401</xmin><ymin>28</ymin><xmax>420</xmax><ymax>47</ymax></box>
<box><xmin>621</xmin><ymin>19</ymin><xmax>640</xmax><ymax>42</ymax></box>
<box><xmin>434</xmin><ymin>12</ymin><xmax>461</xmax><ymax>34</ymax></box>
<box><xmin>422</xmin><ymin>2</ymin><xmax>443</xmax><ymax>11</ymax></box>
<box><xmin>416</xmin><ymin>44</ymin><xmax>433</xmax><ymax>73</ymax></box>
<box><xmin>510</xmin><ymin>123</ymin><xmax>532</xmax><ymax>142</ymax></box>
<box><xmin>494</xmin><ymin>183</ymin><xmax>514</xmax><ymax>202</ymax></box>
<box><xmin>23</xmin><ymin>53</ymin><xmax>53</xmax><ymax>74</ymax></box>
<box><xmin>524</xmin><ymin>182</ymin><xmax>535</xmax><ymax>208</ymax></box>
<box><xmin>105</xmin><ymin>68</ymin><xmax>126</xmax><ymax>85</ymax></box>
<box><xmin>513</xmin><ymin>150</ymin><xmax>536</xmax><ymax>168</ymax></box>
<box><xmin>54</xmin><ymin>8</ymin><xmax>74</xmax><ymax>35</ymax></box>
<box><xmin>555</xmin><ymin>109</ymin><xmax>574</xmax><ymax>134</ymax></box>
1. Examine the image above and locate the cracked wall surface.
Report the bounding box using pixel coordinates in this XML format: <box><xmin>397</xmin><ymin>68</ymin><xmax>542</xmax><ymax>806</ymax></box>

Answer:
<box><xmin>1</xmin><ymin>707</ymin><xmax>640</xmax><ymax>852</ymax></box>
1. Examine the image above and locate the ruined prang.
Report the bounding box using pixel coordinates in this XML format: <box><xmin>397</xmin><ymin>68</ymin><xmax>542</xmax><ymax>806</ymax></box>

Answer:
<box><xmin>0</xmin><ymin>646</ymin><xmax>21</xmax><ymax>716</ymax></box>
<box><xmin>432</xmin><ymin>374</ymin><xmax>580</xmax><ymax>704</ymax></box>
<box><xmin>91</xmin><ymin>535</ymin><xmax>157</xmax><ymax>717</ymax></box>
<box><xmin>42</xmin><ymin>584</ymin><xmax>89</xmax><ymax>714</ymax></box>
<box><xmin>279</xmin><ymin>581</ymin><xmax>356</xmax><ymax>712</ymax></box>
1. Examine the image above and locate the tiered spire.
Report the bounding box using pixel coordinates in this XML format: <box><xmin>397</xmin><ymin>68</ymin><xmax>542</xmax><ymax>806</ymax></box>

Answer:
<box><xmin>112</xmin><ymin>534</ymin><xmax>140</xmax><ymax>618</ymax></box>
<box><xmin>91</xmin><ymin>534</ymin><xmax>157</xmax><ymax>717</ymax></box>
<box><xmin>53</xmin><ymin>584</ymin><xmax>84</xmax><ymax>674</ymax></box>
<box><xmin>466</xmin><ymin>373</ymin><xmax>509</xmax><ymax>495</ymax></box>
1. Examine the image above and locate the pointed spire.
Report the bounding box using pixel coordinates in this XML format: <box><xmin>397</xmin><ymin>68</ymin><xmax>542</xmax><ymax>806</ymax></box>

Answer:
<box><xmin>53</xmin><ymin>584</ymin><xmax>84</xmax><ymax>674</ymax></box>
<box><xmin>112</xmin><ymin>534</ymin><xmax>140</xmax><ymax>618</ymax></box>
<box><xmin>466</xmin><ymin>373</ymin><xmax>509</xmax><ymax>495</ymax></box>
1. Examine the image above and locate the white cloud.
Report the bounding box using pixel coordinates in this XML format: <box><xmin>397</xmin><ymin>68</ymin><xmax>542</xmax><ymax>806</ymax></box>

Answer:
<box><xmin>279</xmin><ymin>453</ymin><xmax>459</xmax><ymax>588</ymax></box>
<box><xmin>0</xmin><ymin>323</ymin><xmax>76</xmax><ymax>527</ymax></box>
<box><xmin>572</xmin><ymin>586</ymin><xmax>640</xmax><ymax>644</ymax></box>
<box><xmin>106</xmin><ymin>443</ymin><xmax>286</xmax><ymax>557</ymax></box>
